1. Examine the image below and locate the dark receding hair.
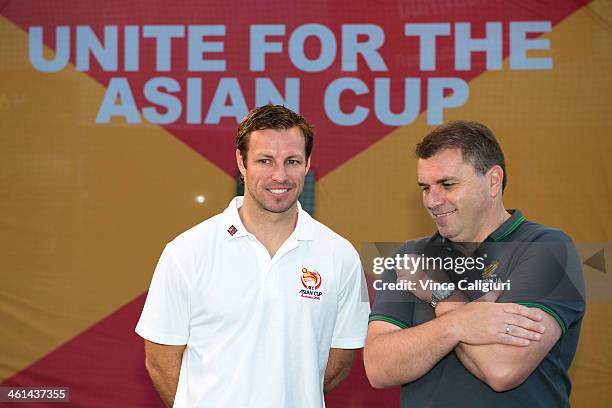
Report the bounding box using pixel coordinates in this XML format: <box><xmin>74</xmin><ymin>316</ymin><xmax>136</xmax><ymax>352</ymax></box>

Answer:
<box><xmin>416</xmin><ymin>120</ymin><xmax>507</xmax><ymax>191</ymax></box>
<box><xmin>236</xmin><ymin>105</ymin><xmax>314</xmax><ymax>165</ymax></box>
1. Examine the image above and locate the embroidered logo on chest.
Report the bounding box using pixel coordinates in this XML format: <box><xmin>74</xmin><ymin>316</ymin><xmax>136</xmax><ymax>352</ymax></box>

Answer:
<box><xmin>482</xmin><ymin>260</ymin><xmax>499</xmax><ymax>278</ymax></box>
<box><xmin>299</xmin><ymin>267</ymin><xmax>323</xmax><ymax>300</ymax></box>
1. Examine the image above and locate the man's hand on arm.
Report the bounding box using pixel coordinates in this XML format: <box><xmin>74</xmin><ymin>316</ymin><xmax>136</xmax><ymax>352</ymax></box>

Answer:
<box><xmin>444</xmin><ymin>302</ymin><xmax>561</xmax><ymax>392</ymax></box>
<box><xmin>144</xmin><ymin>340</ymin><xmax>187</xmax><ymax>408</ymax></box>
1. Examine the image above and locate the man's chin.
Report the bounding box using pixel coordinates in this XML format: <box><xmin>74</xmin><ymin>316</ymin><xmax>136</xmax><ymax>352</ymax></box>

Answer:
<box><xmin>263</xmin><ymin>204</ymin><xmax>296</xmax><ymax>214</ymax></box>
<box><xmin>262</xmin><ymin>197</ymin><xmax>299</xmax><ymax>214</ymax></box>
<box><xmin>437</xmin><ymin>227</ymin><xmax>457</xmax><ymax>240</ymax></box>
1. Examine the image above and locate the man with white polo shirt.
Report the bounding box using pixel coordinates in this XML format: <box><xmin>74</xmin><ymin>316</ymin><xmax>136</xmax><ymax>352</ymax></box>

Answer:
<box><xmin>136</xmin><ymin>105</ymin><xmax>370</xmax><ymax>408</ymax></box>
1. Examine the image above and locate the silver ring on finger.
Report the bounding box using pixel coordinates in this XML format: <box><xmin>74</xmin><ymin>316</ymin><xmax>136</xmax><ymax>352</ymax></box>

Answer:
<box><xmin>505</xmin><ymin>324</ymin><xmax>512</xmax><ymax>335</ymax></box>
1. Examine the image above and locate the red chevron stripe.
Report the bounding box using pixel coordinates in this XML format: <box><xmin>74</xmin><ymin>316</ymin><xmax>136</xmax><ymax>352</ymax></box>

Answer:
<box><xmin>2</xmin><ymin>295</ymin><xmax>164</xmax><ymax>407</ymax></box>
<box><xmin>2</xmin><ymin>293</ymin><xmax>397</xmax><ymax>407</ymax></box>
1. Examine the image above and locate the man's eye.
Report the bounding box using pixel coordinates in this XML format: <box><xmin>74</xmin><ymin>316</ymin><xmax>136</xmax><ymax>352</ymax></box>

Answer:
<box><xmin>420</xmin><ymin>186</ymin><xmax>429</xmax><ymax>192</ymax></box>
<box><xmin>258</xmin><ymin>159</ymin><xmax>270</xmax><ymax>164</ymax></box>
<box><xmin>287</xmin><ymin>159</ymin><xmax>300</xmax><ymax>165</ymax></box>
<box><xmin>442</xmin><ymin>183</ymin><xmax>455</xmax><ymax>189</ymax></box>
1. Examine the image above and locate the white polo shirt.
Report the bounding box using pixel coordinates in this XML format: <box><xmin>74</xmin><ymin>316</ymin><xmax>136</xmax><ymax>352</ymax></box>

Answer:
<box><xmin>136</xmin><ymin>197</ymin><xmax>370</xmax><ymax>408</ymax></box>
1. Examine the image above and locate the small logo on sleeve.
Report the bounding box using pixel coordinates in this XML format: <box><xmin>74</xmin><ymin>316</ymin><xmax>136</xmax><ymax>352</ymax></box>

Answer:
<box><xmin>227</xmin><ymin>225</ymin><xmax>238</xmax><ymax>236</ymax></box>
<box><xmin>299</xmin><ymin>267</ymin><xmax>323</xmax><ymax>300</ymax></box>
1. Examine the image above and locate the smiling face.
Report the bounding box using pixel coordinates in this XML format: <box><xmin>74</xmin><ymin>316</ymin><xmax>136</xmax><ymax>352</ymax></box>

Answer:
<box><xmin>236</xmin><ymin>126</ymin><xmax>310</xmax><ymax>215</ymax></box>
<box><xmin>417</xmin><ymin>148</ymin><xmax>499</xmax><ymax>243</ymax></box>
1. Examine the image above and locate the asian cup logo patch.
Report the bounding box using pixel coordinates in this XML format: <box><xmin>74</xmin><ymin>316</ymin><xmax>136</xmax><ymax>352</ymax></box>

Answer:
<box><xmin>301</xmin><ymin>267</ymin><xmax>322</xmax><ymax>289</ymax></box>
<box><xmin>299</xmin><ymin>267</ymin><xmax>323</xmax><ymax>300</ymax></box>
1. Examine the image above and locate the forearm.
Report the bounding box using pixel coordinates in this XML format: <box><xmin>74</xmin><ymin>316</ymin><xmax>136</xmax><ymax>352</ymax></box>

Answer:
<box><xmin>438</xmin><ymin>303</ymin><xmax>555</xmax><ymax>392</ymax></box>
<box><xmin>323</xmin><ymin>361</ymin><xmax>351</xmax><ymax>394</ymax></box>
<box><xmin>364</xmin><ymin>314</ymin><xmax>459</xmax><ymax>388</ymax></box>
<box><xmin>437</xmin><ymin>301</ymin><xmax>522</xmax><ymax>388</ymax></box>
<box><xmin>324</xmin><ymin>349</ymin><xmax>355</xmax><ymax>393</ymax></box>
<box><xmin>454</xmin><ymin>342</ymin><xmax>533</xmax><ymax>391</ymax></box>
<box><xmin>432</xmin><ymin>300</ymin><xmax>488</xmax><ymax>381</ymax></box>
<box><xmin>323</xmin><ymin>373</ymin><xmax>347</xmax><ymax>394</ymax></box>
<box><xmin>145</xmin><ymin>358</ymin><xmax>182</xmax><ymax>407</ymax></box>
<box><xmin>453</xmin><ymin>343</ymin><xmax>486</xmax><ymax>381</ymax></box>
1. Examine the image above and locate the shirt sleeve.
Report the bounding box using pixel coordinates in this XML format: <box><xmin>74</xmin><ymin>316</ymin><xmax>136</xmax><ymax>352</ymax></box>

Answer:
<box><xmin>369</xmin><ymin>241</ymin><xmax>425</xmax><ymax>329</ymax></box>
<box><xmin>498</xmin><ymin>231</ymin><xmax>586</xmax><ymax>336</ymax></box>
<box><xmin>330</xmin><ymin>252</ymin><xmax>371</xmax><ymax>349</ymax></box>
<box><xmin>369</xmin><ymin>264</ymin><xmax>419</xmax><ymax>329</ymax></box>
<box><xmin>135</xmin><ymin>243</ymin><xmax>191</xmax><ymax>345</ymax></box>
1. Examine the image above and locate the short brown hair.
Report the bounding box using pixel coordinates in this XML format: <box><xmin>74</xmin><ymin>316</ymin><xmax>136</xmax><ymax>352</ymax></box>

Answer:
<box><xmin>416</xmin><ymin>120</ymin><xmax>507</xmax><ymax>191</ymax></box>
<box><xmin>236</xmin><ymin>105</ymin><xmax>314</xmax><ymax>165</ymax></box>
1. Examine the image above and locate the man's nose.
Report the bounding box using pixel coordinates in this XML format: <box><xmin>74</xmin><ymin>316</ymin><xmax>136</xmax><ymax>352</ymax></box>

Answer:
<box><xmin>271</xmin><ymin>163</ymin><xmax>288</xmax><ymax>183</ymax></box>
<box><xmin>425</xmin><ymin>186</ymin><xmax>445</xmax><ymax>208</ymax></box>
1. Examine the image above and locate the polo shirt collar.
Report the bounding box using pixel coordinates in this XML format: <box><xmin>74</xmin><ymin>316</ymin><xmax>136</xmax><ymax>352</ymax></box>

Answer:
<box><xmin>222</xmin><ymin>196</ymin><xmax>314</xmax><ymax>241</ymax></box>
<box><xmin>432</xmin><ymin>209</ymin><xmax>526</xmax><ymax>244</ymax></box>
<box><xmin>487</xmin><ymin>209</ymin><xmax>526</xmax><ymax>242</ymax></box>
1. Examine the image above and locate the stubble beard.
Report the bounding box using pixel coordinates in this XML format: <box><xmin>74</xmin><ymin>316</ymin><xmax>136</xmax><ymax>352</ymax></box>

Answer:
<box><xmin>247</xmin><ymin>185</ymin><xmax>300</xmax><ymax>215</ymax></box>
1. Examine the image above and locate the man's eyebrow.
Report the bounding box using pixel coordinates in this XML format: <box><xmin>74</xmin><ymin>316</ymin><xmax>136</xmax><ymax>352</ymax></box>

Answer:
<box><xmin>252</xmin><ymin>153</ymin><xmax>304</xmax><ymax>160</ymax></box>
<box><xmin>436</xmin><ymin>177</ymin><xmax>459</xmax><ymax>184</ymax></box>
<box><xmin>417</xmin><ymin>177</ymin><xmax>459</xmax><ymax>186</ymax></box>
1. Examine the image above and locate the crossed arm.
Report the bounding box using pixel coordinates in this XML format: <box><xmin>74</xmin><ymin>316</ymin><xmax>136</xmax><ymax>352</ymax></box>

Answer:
<box><xmin>437</xmin><ymin>301</ymin><xmax>561</xmax><ymax>391</ymax></box>
<box><xmin>364</xmin><ymin>301</ymin><xmax>561</xmax><ymax>391</ymax></box>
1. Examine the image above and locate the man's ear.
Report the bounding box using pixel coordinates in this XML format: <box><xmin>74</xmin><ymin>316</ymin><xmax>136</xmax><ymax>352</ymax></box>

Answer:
<box><xmin>487</xmin><ymin>165</ymin><xmax>504</xmax><ymax>198</ymax></box>
<box><xmin>236</xmin><ymin>149</ymin><xmax>246</xmax><ymax>179</ymax></box>
<box><xmin>305</xmin><ymin>156</ymin><xmax>311</xmax><ymax>174</ymax></box>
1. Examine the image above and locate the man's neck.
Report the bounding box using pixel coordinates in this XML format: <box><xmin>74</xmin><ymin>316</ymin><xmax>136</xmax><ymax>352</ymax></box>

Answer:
<box><xmin>238</xmin><ymin>198</ymin><xmax>299</xmax><ymax>257</ymax></box>
<box><xmin>470</xmin><ymin>205</ymin><xmax>512</xmax><ymax>244</ymax></box>
<box><xmin>450</xmin><ymin>205</ymin><xmax>511</xmax><ymax>253</ymax></box>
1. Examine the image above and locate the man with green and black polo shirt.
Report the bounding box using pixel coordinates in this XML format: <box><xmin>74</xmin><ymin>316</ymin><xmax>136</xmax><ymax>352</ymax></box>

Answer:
<box><xmin>364</xmin><ymin>121</ymin><xmax>585</xmax><ymax>407</ymax></box>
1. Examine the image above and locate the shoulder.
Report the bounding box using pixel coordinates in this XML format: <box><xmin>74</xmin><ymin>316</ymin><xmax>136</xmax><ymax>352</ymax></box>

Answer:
<box><xmin>511</xmin><ymin>220</ymin><xmax>581</xmax><ymax>272</ymax></box>
<box><xmin>307</xmin><ymin>214</ymin><xmax>359</xmax><ymax>260</ymax></box>
<box><xmin>517</xmin><ymin>220</ymin><xmax>574</xmax><ymax>244</ymax></box>
<box><xmin>309</xmin><ymin>218</ymin><xmax>357</xmax><ymax>254</ymax></box>
<box><xmin>166</xmin><ymin>212</ymin><xmax>225</xmax><ymax>257</ymax></box>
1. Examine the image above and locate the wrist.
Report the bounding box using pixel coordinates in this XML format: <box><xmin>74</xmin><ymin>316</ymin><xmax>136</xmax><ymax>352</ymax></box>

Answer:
<box><xmin>435</xmin><ymin>300</ymin><xmax>464</xmax><ymax>317</ymax></box>
<box><xmin>433</xmin><ymin>288</ymin><xmax>467</xmax><ymax>315</ymax></box>
<box><xmin>436</xmin><ymin>309</ymin><xmax>462</xmax><ymax>345</ymax></box>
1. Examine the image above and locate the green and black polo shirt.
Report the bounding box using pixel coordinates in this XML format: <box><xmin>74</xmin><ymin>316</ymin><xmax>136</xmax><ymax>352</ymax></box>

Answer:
<box><xmin>369</xmin><ymin>209</ymin><xmax>585</xmax><ymax>408</ymax></box>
